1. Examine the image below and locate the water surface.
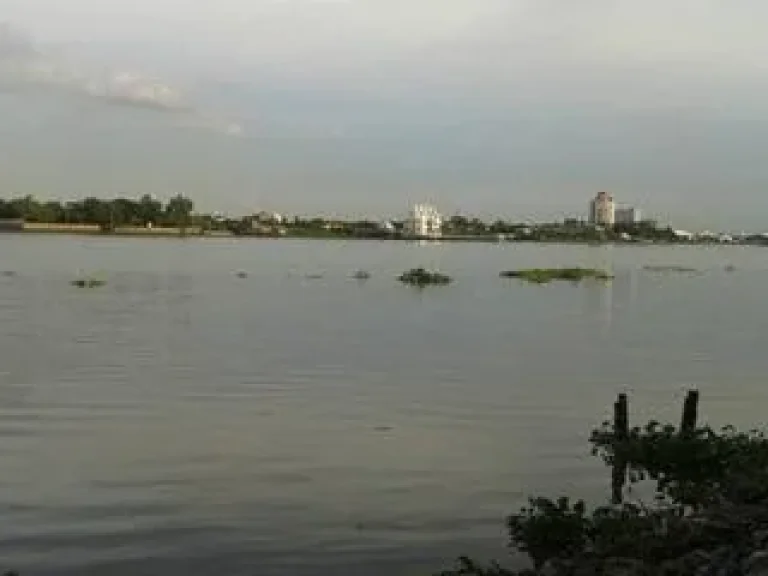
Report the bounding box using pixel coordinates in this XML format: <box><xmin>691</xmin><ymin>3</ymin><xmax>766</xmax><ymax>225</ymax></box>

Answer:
<box><xmin>1</xmin><ymin>236</ymin><xmax>766</xmax><ymax>575</ymax></box>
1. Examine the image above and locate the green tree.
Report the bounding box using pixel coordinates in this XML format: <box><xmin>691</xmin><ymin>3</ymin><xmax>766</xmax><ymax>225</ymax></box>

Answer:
<box><xmin>110</xmin><ymin>198</ymin><xmax>139</xmax><ymax>227</ymax></box>
<box><xmin>80</xmin><ymin>197</ymin><xmax>112</xmax><ymax>228</ymax></box>
<box><xmin>137</xmin><ymin>194</ymin><xmax>163</xmax><ymax>226</ymax></box>
<box><xmin>164</xmin><ymin>194</ymin><xmax>194</xmax><ymax>227</ymax></box>
<box><xmin>41</xmin><ymin>201</ymin><xmax>65</xmax><ymax>223</ymax></box>
<box><xmin>0</xmin><ymin>199</ymin><xmax>21</xmax><ymax>219</ymax></box>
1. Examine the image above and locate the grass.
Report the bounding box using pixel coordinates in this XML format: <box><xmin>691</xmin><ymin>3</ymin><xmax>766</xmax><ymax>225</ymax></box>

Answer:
<box><xmin>398</xmin><ymin>267</ymin><xmax>452</xmax><ymax>286</ymax></box>
<box><xmin>500</xmin><ymin>267</ymin><xmax>613</xmax><ymax>284</ymax></box>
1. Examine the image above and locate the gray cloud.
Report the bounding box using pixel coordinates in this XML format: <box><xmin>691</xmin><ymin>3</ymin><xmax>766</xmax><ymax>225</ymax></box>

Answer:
<box><xmin>3</xmin><ymin>3</ymin><xmax>768</xmax><ymax>228</ymax></box>
<box><xmin>0</xmin><ymin>22</ymin><xmax>242</xmax><ymax>134</ymax></box>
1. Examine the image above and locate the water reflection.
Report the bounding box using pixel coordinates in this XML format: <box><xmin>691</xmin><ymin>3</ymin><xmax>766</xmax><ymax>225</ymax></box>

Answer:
<box><xmin>580</xmin><ymin>264</ymin><xmax>642</xmax><ymax>334</ymax></box>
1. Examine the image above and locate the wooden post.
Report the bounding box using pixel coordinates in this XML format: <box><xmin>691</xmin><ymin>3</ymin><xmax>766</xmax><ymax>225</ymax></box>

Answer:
<box><xmin>614</xmin><ymin>394</ymin><xmax>629</xmax><ymax>441</ymax></box>
<box><xmin>680</xmin><ymin>390</ymin><xmax>699</xmax><ymax>436</ymax></box>
<box><xmin>612</xmin><ymin>393</ymin><xmax>629</xmax><ymax>504</ymax></box>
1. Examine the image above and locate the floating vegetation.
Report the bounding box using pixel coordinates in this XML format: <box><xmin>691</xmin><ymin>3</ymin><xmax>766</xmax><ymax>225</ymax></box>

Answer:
<box><xmin>500</xmin><ymin>267</ymin><xmax>613</xmax><ymax>284</ymax></box>
<box><xmin>352</xmin><ymin>270</ymin><xmax>371</xmax><ymax>280</ymax></box>
<box><xmin>71</xmin><ymin>278</ymin><xmax>106</xmax><ymax>288</ymax></box>
<box><xmin>642</xmin><ymin>265</ymin><xmax>699</xmax><ymax>274</ymax></box>
<box><xmin>235</xmin><ymin>270</ymin><xmax>248</xmax><ymax>278</ymax></box>
<box><xmin>398</xmin><ymin>267</ymin><xmax>452</xmax><ymax>286</ymax></box>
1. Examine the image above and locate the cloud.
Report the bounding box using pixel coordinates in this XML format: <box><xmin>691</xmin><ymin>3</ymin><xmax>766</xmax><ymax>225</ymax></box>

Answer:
<box><xmin>0</xmin><ymin>22</ymin><xmax>242</xmax><ymax>134</ymax></box>
<box><xmin>0</xmin><ymin>22</ymin><xmax>38</xmax><ymax>57</ymax></box>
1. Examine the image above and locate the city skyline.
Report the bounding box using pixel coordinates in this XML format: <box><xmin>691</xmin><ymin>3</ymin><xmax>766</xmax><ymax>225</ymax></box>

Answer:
<box><xmin>3</xmin><ymin>2</ymin><xmax>768</xmax><ymax>229</ymax></box>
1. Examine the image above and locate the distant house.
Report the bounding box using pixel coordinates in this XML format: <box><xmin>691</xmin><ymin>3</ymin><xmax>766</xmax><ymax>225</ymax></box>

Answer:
<box><xmin>0</xmin><ymin>219</ymin><xmax>24</xmax><ymax>232</ymax></box>
<box><xmin>673</xmin><ymin>229</ymin><xmax>694</xmax><ymax>240</ymax></box>
<box><xmin>403</xmin><ymin>204</ymin><xmax>442</xmax><ymax>238</ymax></box>
<box><xmin>380</xmin><ymin>221</ymin><xmax>396</xmax><ymax>233</ymax></box>
<box><xmin>250</xmin><ymin>222</ymin><xmax>273</xmax><ymax>235</ymax></box>
<box><xmin>615</xmin><ymin>207</ymin><xmax>642</xmax><ymax>225</ymax></box>
<box><xmin>588</xmin><ymin>192</ymin><xmax>615</xmax><ymax>226</ymax></box>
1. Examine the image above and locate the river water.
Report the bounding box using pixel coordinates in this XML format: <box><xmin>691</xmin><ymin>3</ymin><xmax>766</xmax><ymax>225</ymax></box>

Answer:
<box><xmin>0</xmin><ymin>236</ymin><xmax>766</xmax><ymax>575</ymax></box>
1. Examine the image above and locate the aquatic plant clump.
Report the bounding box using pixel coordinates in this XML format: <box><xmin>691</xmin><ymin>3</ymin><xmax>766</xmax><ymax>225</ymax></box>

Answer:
<box><xmin>642</xmin><ymin>265</ymin><xmax>699</xmax><ymax>273</ymax></box>
<box><xmin>70</xmin><ymin>278</ymin><xmax>106</xmax><ymax>288</ymax></box>
<box><xmin>398</xmin><ymin>268</ymin><xmax>452</xmax><ymax>286</ymax></box>
<box><xmin>499</xmin><ymin>268</ymin><xmax>613</xmax><ymax>284</ymax></box>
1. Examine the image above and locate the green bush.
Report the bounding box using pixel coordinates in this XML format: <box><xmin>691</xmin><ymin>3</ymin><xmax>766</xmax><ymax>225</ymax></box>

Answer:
<box><xmin>398</xmin><ymin>268</ymin><xmax>452</xmax><ymax>286</ymax></box>
<box><xmin>437</xmin><ymin>398</ymin><xmax>768</xmax><ymax>575</ymax></box>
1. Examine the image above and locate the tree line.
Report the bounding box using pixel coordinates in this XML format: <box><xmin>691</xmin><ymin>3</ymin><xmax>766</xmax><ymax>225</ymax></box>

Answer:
<box><xmin>0</xmin><ymin>194</ymin><xmax>195</xmax><ymax>229</ymax></box>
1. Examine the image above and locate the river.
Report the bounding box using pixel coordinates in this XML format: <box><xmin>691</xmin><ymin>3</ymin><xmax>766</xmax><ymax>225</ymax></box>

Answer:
<box><xmin>0</xmin><ymin>236</ymin><xmax>766</xmax><ymax>575</ymax></box>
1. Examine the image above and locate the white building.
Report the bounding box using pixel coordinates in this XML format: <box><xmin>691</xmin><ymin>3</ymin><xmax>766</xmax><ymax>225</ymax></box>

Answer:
<box><xmin>254</xmin><ymin>211</ymin><xmax>283</xmax><ymax>224</ymax></box>
<box><xmin>615</xmin><ymin>207</ymin><xmax>642</xmax><ymax>225</ymax></box>
<box><xmin>588</xmin><ymin>192</ymin><xmax>615</xmax><ymax>226</ymax></box>
<box><xmin>673</xmin><ymin>229</ymin><xmax>694</xmax><ymax>240</ymax></box>
<box><xmin>404</xmin><ymin>204</ymin><xmax>442</xmax><ymax>238</ymax></box>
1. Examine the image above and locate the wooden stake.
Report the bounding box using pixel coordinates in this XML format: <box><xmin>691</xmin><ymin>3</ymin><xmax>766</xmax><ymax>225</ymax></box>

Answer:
<box><xmin>680</xmin><ymin>390</ymin><xmax>699</xmax><ymax>436</ymax></box>
<box><xmin>612</xmin><ymin>393</ymin><xmax>629</xmax><ymax>504</ymax></box>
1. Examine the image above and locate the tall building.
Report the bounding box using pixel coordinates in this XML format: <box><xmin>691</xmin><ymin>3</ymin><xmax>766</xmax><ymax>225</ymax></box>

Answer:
<box><xmin>615</xmin><ymin>207</ymin><xmax>642</xmax><ymax>225</ymax></box>
<box><xmin>404</xmin><ymin>204</ymin><xmax>442</xmax><ymax>238</ymax></box>
<box><xmin>589</xmin><ymin>192</ymin><xmax>615</xmax><ymax>226</ymax></box>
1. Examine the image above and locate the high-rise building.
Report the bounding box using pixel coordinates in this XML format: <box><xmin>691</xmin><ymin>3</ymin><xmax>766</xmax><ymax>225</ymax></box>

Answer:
<box><xmin>615</xmin><ymin>207</ymin><xmax>642</xmax><ymax>225</ymax></box>
<box><xmin>404</xmin><ymin>204</ymin><xmax>442</xmax><ymax>238</ymax></box>
<box><xmin>589</xmin><ymin>192</ymin><xmax>615</xmax><ymax>226</ymax></box>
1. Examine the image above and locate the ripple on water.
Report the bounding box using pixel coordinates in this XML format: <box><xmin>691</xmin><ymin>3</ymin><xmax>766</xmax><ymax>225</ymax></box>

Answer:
<box><xmin>1</xmin><ymin>239</ymin><xmax>767</xmax><ymax>575</ymax></box>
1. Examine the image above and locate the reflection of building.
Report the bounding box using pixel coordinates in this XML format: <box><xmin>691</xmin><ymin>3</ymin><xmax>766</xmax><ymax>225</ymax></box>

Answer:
<box><xmin>588</xmin><ymin>192</ymin><xmax>615</xmax><ymax>226</ymax></box>
<box><xmin>615</xmin><ymin>207</ymin><xmax>641</xmax><ymax>225</ymax></box>
<box><xmin>404</xmin><ymin>204</ymin><xmax>442</xmax><ymax>238</ymax></box>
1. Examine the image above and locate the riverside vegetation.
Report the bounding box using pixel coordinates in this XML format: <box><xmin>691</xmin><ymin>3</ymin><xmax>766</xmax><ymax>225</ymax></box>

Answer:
<box><xmin>5</xmin><ymin>193</ymin><xmax>768</xmax><ymax>246</ymax></box>
<box><xmin>436</xmin><ymin>392</ymin><xmax>768</xmax><ymax>576</ymax></box>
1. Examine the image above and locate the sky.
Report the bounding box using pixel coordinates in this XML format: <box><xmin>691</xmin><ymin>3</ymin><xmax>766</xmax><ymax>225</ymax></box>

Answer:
<box><xmin>2</xmin><ymin>0</ymin><xmax>768</xmax><ymax>229</ymax></box>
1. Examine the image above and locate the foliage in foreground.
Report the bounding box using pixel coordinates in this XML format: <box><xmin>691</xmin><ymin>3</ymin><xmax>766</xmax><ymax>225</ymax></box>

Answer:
<box><xmin>437</xmin><ymin>402</ymin><xmax>768</xmax><ymax>575</ymax></box>
<box><xmin>499</xmin><ymin>268</ymin><xmax>613</xmax><ymax>284</ymax></box>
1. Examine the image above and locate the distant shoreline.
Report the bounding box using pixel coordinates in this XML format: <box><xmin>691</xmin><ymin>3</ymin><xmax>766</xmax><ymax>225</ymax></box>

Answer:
<box><xmin>2</xmin><ymin>227</ymin><xmax>763</xmax><ymax>247</ymax></box>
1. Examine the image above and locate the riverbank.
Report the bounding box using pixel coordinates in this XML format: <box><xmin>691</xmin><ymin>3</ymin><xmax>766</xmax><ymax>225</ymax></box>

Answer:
<box><xmin>5</xmin><ymin>225</ymin><xmax>764</xmax><ymax>247</ymax></box>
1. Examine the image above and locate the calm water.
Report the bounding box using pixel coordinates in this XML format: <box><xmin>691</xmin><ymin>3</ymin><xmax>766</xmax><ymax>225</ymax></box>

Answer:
<box><xmin>1</xmin><ymin>236</ymin><xmax>766</xmax><ymax>575</ymax></box>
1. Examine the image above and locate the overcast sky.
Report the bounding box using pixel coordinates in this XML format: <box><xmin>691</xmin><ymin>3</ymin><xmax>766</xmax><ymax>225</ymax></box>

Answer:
<box><xmin>2</xmin><ymin>0</ymin><xmax>768</xmax><ymax>229</ymax></box>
